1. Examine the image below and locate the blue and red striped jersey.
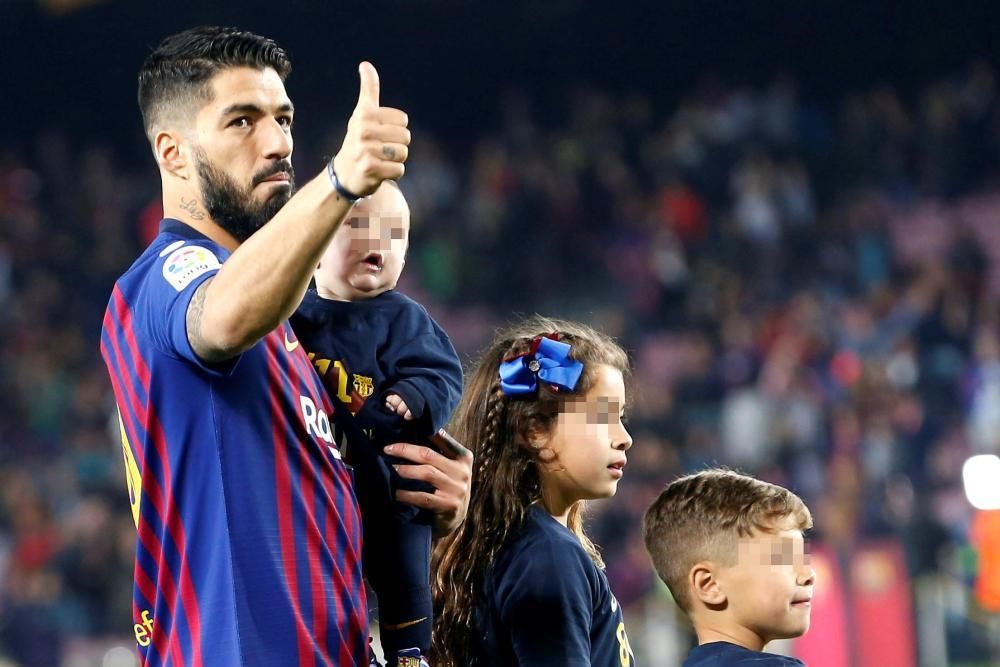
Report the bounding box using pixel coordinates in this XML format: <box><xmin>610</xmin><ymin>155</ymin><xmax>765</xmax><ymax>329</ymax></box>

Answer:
<box><xmin>99</xmin><ymin>219</ymin><xmax>368</xmax><ymax>667</ymax></box>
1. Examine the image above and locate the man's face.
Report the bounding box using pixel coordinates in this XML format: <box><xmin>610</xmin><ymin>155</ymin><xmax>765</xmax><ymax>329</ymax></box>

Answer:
<box><xmin>191</xmin><ymin>66</ymin><xmax>295</xmax><ymax>242</ymax></box>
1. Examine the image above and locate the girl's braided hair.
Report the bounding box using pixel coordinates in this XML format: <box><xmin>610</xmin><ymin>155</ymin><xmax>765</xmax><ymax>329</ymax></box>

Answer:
<box><xmin>430</xmin><ymin>315</ymin><xmax>629</xmax><ymax>666</ymax></box>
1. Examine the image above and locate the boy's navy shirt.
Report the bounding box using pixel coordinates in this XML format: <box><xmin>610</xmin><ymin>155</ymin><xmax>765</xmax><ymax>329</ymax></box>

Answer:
<box><xmin>473</xmin><ymin>505</ymin><xmax>637</xmax><ymax>666</ymax></box>
<box><xmin>684</xmin><ymin>641</ymin><xmax>806</xmax><ymax>666</ymax></box>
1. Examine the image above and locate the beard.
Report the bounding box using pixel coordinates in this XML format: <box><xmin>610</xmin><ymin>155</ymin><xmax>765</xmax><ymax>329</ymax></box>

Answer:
<box><xmin>194</xmin><ymin>148</ymin><xmax>296</xmax><ymax>243</ymax></box>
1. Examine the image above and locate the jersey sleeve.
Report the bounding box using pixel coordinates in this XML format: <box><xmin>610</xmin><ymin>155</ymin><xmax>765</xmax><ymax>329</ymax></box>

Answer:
<box><xmin>494</xmin><ymin>539</ymin><xmax>595</xmax><ymax>666</ymax></box>
<box><xmin>382</xmin><ymin>306</ymin><xmax>463</xmax><ymax>433</ymax></box>
<box><xmin>136</xmin><ymin>241</ymin><xmax>239</xmax><ymax>376</ymax></box>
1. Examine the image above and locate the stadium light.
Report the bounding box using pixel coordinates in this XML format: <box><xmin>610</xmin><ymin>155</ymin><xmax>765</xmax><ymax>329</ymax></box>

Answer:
<box><xmin>962</xmin><ymin>454</ymin><xmax>1000</xmax><ymax>510</ymax></box>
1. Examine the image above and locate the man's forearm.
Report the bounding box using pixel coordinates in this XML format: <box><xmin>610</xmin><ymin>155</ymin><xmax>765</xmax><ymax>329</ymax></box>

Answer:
<box><xmin>188</xmin><ymin>62</ymin><xmax>408</xmax><ymax>361</ymax></box>
<box><xmin>197</xmin><ymin>172</ymin><xmax>351</xmax><ymax>357</ymax></box>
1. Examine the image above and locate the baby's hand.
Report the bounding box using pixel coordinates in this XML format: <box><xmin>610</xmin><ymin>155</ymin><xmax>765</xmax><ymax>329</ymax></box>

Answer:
<box><xmin>385</xmin><ymin>393</ymin><xmax>414</xmax><ymax>420</ymax></box>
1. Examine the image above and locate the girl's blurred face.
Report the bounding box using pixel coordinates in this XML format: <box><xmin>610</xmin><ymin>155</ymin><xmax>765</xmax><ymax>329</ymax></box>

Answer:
<box><xmin>535</xmin><ymin>364</ymin><xmax>633</xmax><ymax>511</ymax></box>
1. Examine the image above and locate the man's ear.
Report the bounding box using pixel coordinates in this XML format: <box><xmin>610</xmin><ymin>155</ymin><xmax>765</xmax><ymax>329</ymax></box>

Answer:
<box><xmin>154</xmin><ymin>129</ymin><xmax>192</xmax><ymax>180</ymax></box>
<box><xmin>690</xmin><ymin>561</ymin><xmax>727</xmax><ymax>607</ymax></box>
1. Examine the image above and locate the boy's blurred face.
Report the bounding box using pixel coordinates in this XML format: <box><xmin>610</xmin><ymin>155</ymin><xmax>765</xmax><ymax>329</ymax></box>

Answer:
<box><xmin>314</xmin><ymin>183</ymin><xmax>409</xmax><ymax>301</ymax></box>
<box><xmin>715</xmin><ymin>517</ymin><xmax>815</xmax><ymax>644</ymax></box>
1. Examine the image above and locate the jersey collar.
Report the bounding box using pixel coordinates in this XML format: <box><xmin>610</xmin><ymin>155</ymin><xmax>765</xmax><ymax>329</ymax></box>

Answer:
<box><xmin>159</xmin><ymin>218</ymin><xmax>213</xmax><ymax>242</ymax></box>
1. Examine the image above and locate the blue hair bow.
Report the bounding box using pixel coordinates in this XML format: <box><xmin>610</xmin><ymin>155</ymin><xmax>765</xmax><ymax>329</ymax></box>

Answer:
<box><xmin>499</xmin><ymin>336</ymin><xmax>584</xmax><ymax>396</ymax></box>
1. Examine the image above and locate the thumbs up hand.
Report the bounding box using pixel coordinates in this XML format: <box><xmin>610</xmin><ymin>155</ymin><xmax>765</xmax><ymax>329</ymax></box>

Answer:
<box><xmin>332</xmin><ymin>62</ymin><xmax>410</xmax><ymax>198</ymax></box>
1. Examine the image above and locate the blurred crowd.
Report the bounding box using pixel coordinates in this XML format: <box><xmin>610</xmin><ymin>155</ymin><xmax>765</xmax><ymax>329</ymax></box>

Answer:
<box><xmin>2</xmin><ymin>61</ymin><xmax>1000</xmax><ymax>664</ymax></box>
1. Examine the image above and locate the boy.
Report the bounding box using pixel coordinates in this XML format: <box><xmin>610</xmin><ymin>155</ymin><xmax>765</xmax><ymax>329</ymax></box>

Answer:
<box><xmin>642</xmin><ymin>469</ymin><xmax>816</xmax><ymax>666</ymax></box>
<box><xmin>290</xmin><ymin>181</ymin><xmax>463</xmax><ymax>667</ymax></box>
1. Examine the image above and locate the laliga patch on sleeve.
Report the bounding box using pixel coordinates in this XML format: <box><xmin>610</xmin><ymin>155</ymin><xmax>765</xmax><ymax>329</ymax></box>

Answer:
<box><xmin>162</xmin><ymin>244</ymin><xmax>221</xmax><ymax>291</ymax></box>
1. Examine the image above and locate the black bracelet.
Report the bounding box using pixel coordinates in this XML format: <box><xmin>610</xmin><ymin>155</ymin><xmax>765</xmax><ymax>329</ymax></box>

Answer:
<box><xmin>326</xmin><ymin>159</ymin><xmax>362</xmax><ymax>203</ymax></box>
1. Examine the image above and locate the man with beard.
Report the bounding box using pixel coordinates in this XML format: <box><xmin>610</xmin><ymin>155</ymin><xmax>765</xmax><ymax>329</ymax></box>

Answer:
<box><xmin>99</xmin><ymin>27</ymin><xmax>472</xmax><ymax>667</ymax></box>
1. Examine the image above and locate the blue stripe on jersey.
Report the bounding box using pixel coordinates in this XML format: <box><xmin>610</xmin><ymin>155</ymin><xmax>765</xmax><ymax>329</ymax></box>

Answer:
<box><xmin>281</xmin><ymin>330</ymin><xmax>368</xmax><ymax>663</ymax></box>
<box><xmin>289</xmin><ymin>346</ymin><xmax>334</xmax><ymax>666</ymax></box>
<box><xmin>294</xmin><ymin>330</ymin><xmax>369</xmax><ymax>664</ymax></box>
<box><xmin>103</xmin><ymin>303</ymin><xmax>199</xmax><ymax>666</ymax></box>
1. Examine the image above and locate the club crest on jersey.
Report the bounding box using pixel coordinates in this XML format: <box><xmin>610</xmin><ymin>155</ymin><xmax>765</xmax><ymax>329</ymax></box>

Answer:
<box><xmin>353</xmin><ymin>373</ymin><xmax>374</xmax><ymax>398</ymax></box>
<box><xmin>162</xmin><ymin>244</ymin><xmax>221</xmax><ymax>291</ymax></box>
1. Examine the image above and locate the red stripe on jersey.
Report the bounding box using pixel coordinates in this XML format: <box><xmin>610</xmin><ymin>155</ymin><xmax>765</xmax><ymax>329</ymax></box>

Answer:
<box><xmin>131</xmin><ymin>596</ymin><xmax>167</xmax><ymax>667</ymax></box>
<box><xmin>285</xmin><ymin>330</ymin><xmax>367</xmax><ymax>662</ymax></box>
<box><xmin>133</xmin><ymin>562</ymin><xmax>170</xmax><ymax>662</ymax></box>
<box><xmin>100</xmin><ymin>317</ymin><xmax>172</xmax><ymax>524</ymax></box>
<box><xmin>102</xmin><ymin>317</ymin><xmax>185</xmax><ymax>666</ymax></box>
<box><xmin>285</xmin><ymin>335</ymin><xmax>333</xmax><ymax>662</ymax></box>
<box><xmin>327</xmin><ymin>505</ymin><xmax>361</xmax><ymax>667</ymax></box>
<box><xmin>341</xmin><ymin>490</ymin><xmax>365</xmax><ymax>657</ymax></box>
<box><xmin>104</xmin><ymin>304</ymin><xmax>186</xmax><ymax>666</ymax></box>
<box><xmin>292</xmin><ymin>345</ymin><xmax>367</xmax><ymax>640</ymax></box>
<box><xmin>315</xmin><ymin>458</ymin><xmax>353</xmax><ymax>667</ymax></box>
<box><xmin>111</xmin><ymin>287</ymin><xmax>205</xmax><ymax>667</ymax></box>
<box><xmin>135</xmin><ymin>548</ymin><xmax>172</xmax><ymax>664</ymax></box>
<box><xmin>297</xmin><ymin>421</ymin><xmax>330</xmax><ymax>661</ymax></box>
<box><xmin>265</xmin><ymin>333</ymin><xmax>316</xmax><ymax>667</ymax></box>
<box><xmin>138</xmin><ymin>514</ymin><xmax>186</xmax><ymax>664</ymax></box>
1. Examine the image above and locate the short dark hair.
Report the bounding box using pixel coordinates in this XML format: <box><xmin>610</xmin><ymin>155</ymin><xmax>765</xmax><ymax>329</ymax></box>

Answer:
<box><xmin>642</xmin><ymin>469</ymin><xmax>812</xmax><ymax>612</ymax></box>
<box><xmin>137</xmin><ymin>26</ymin><xmax>291</xmax><ymax>143</ymax></box>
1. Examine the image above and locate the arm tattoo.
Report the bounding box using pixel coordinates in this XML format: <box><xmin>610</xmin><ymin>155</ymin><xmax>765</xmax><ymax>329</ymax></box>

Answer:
<box><xmin>186</xmin><ymin>279</ymin><xmax>224</xmax><ymax>362</ymax></box>
<box><xmin>180</xmin><ymin>197</ymin><xmax>206</xmax><ymax>221</ymax></box>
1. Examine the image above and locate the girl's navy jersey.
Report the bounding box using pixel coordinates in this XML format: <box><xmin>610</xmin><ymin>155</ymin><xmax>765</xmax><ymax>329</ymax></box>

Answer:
<box><xmin>474</xmin><ymin>505</ymin><xmax>637</xmax><ymax>666</ymax></box>
<box><xmin>290</xmin><ymin>288</ymin><xmax>462</xmax><ymax>447</ymax></box>
<box><xmin>99</xmin><ymin>220</ymin><xmax>368</xmax><ymax>667</ymax></box>
<box><xmin>684</xmin><ymin>642</ymin><xmax>806</xmax><ymax>666</ymax></box>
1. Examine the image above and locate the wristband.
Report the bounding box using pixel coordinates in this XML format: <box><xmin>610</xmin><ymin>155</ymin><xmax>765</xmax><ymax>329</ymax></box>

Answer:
<box><xmin>327</xmin><ymin>158</ymin><xmax>362</xmax><ymax>203</ymax></box>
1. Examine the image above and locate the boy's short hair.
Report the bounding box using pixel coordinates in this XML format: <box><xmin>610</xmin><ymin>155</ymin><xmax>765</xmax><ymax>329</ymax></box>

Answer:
<box><xmin>642</xmin><ymin>469</ymin><xmax>812</xmax><ymax>612</ymax></box>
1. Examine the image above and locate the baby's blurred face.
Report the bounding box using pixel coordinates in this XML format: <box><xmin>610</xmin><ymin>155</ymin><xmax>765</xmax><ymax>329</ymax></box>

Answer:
<box><xmin>315</xmin><ymin>182</ymin><xmax>409</xmax><ymax>301</ymax></box>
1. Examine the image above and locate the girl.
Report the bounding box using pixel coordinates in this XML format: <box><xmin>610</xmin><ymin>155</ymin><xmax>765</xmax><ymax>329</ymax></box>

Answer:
<box><xmin>432</xmin><ymin>316</ymin><xmax>636</xmax><ymax>666</ymax></box>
